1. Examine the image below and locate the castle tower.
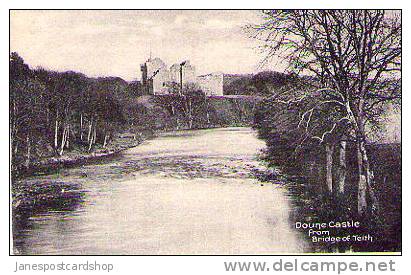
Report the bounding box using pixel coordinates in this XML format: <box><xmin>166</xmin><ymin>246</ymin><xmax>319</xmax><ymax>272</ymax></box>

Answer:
<box><xmin>170</xmin><ymin>60</ymin><xmax>196</xmax><ymax>86</ymax></box>
<box><xmin>140</xmin><ymin>57</ymin><xmax>170</xmax><ymax>95</ymax></box>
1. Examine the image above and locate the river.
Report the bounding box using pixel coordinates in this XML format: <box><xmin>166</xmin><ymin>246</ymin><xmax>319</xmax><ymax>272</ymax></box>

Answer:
<box><xmin>12</xmin><ymin>127</ymin><xmax>307</xmax><ymax>255</ymax></box>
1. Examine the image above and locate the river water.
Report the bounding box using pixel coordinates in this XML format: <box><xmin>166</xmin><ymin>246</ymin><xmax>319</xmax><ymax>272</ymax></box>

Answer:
<box><xmin>12</xmin><ymin>127</ymin><xmax>307</xmax><ymax>255</ymax></box>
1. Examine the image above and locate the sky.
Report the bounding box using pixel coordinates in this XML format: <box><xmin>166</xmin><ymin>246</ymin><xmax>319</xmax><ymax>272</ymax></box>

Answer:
<box><xmin>10</xmin><ymin>10</ymin><xmax>281</xmax><ymax>81</ymax></box>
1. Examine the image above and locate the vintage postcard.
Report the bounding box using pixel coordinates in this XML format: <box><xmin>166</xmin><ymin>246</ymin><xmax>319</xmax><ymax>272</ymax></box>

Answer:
<box><xmin>10</xmin><ymin>10</ymin><xmax>401</xmax><ymax>255</ymax></box>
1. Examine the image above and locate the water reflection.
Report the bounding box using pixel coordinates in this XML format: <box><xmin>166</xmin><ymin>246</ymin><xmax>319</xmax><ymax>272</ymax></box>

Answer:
<box><xmin>12</xmin><ymin>128</ymin><xmax>307</xmax><ymax>255</ymax></box>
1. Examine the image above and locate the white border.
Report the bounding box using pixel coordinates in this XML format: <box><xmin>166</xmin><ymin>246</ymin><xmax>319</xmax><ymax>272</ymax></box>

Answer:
<box><xmin>1</xmin><ymin>1</ymin><xmax>408</xmax><ymax>274</ymax></box>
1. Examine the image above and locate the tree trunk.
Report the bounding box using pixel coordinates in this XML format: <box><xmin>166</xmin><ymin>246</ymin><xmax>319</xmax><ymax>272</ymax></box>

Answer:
<box><xmin>204</xmin><ymin>97</ymin><xmax>210</xmax><ymax>126</ymax></box>
<box><xmin>88</xmin><ymin>124</ymin><xmax>94</xmax><ymax>152</ymax></box>
<box><xmin>93</xmin><ymin>124</ymin><xmax>97</xmax><ymax>144</ymax></box>
<box><xmin>356</xmin><ymin>101</ymin><xmax>371</xmax><ymax>216</ymax></box>
<box><xmin>325</xmin><ymin>144</ymin><xmax>334</xmax><ymax>193</ymax></box>
<box><xmin>171</xmin><ymin>105</ymin><xmax>180</xmax><ymax>130</ymax></box>
<box><xmin>171</xmin><ymin>105</ymin><xmax>175</xmax><ymax>116</ymax></box>
<box><xmin>87</xmin><ymin>119</ymin><xmax>93</xmax><ymax>144</ymax></box>
<box><xmin>357</xmin><ymin>139</ymin><xmax>379</xmax><ymax>215</ymax></box>
<box><xmin>188</xmin><ymin>99</ymin><xmax>193</xmax><ymax>129</ymax></box>
<box><xmin>338</xmin><ymin>140</ymin><xmax>347</xmax><ymax>195</ymax></box>
<box><xmin>80</xmin><ymin>113</ymin><xmax>83</xmax><ymax>141</ymax></box>
<box><xmin>54</xmin><ymin>115</ymin><xmax>59</xmax><ymax>151</ymax></box>
<box><xmin>235</xmin><ymin>99</ymin><xmax>244</xmax><ymax>121</ymax></box>
<box><xmin>188</xmin><ymin>118</ymin><xmax>193</xmax><ymax>129</ymax></box>
<box><xmin>88</xmin><ymin>123</ymin><xmax>97</xmax><ymax>152</ymax></box>
<box><xmin>367</xmin><ymin>170</ymin><xmax>379</xmax><ymax>215</ymax></box>
<box><xmin>103</xmin><ymin>133</ymin><xmax>108</xmax><ymax>148</ymax></box>
<box><xmin>357</xmin><ymin>140</ymin><xmax>367</xmax><ymax>215</ymax></box>
<box><xmin>25</xmin><ymin>134</ymin><xmax>31</xmax><ymax>169</ymax></box>
<box><xmin>59</xmin><ymin>125</ymin><xmax>67</xmax><ymax>156</ymax></box>
<box><xmin>183</xmin><ymin>97</ymin><xmax>194</xmax><ymax>129</ymax></box>
<box><xmin>66</xmin><ymin>124</ymin><xmax>70</xmax><ymax>149</ymax></box>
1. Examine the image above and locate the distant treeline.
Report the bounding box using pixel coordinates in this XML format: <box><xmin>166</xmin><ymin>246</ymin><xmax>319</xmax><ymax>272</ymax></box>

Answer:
<box><xmin>10</xmin><ymin>53</ymin><xmax>258</xmax><ymax>176</ymax></box>
<box><xmin>223</xmin><ymin>71</ymin><xmax>311</xmax><ymax>96</ymax></box>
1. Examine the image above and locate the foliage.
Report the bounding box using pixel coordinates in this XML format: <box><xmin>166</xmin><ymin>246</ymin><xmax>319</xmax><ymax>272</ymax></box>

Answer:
<box><xmin>10</xmin><ymin>53</ymin><xmax>257</xmax><ymax>176</ymax></box>
<box><xmin>10</xmin><ymin>53</ymin><xmax>129</xmax><ymax>175</ymax></box>
<box><xmin>223</xmin><ymin>71</ymin><xmax>305</xmax><ymax>96</ymax></box>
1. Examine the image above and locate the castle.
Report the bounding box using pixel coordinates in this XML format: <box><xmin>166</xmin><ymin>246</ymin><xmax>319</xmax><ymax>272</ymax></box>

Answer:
<box><xmin>140</xmin><ymin>57</ymin><xmax>224</xmax><ymax>96</ymax></box>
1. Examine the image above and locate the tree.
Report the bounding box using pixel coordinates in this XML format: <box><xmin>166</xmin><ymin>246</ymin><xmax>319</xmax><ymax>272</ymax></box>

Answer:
<box><xmin>10</xmin><ymin>52</ymin><xmax>136</xmax><ymax>177</ymax></box>
<box><xmin>34</xmin><ymin>70</ymin><xmax>88</xmax><ymax>156</ymax></box>
<box><xmin>250</xmin><ymin>10</ymin><xmax>401</xmax><ymax>215</ymax></box>
<box><xmin>158</xmin><ymin>82</ymin><xmax>207</xmax><ymax>129</ymax></box>
<box><xmin>179</xmin><ymin>83</ymin><xmax>207</xmax><ymax>129</ymax></box>
<box><xmin>10</xmin><ymin>53</ymin><xmax>48</xmax><ymax>171</ymax></box>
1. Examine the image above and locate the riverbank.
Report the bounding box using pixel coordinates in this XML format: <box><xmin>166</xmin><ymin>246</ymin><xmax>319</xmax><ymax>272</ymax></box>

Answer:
<box><xmin>13</xmin><ymin>133</ymin><xmax>147</xmax><ymax>179</ymax></box>
<box><xmin>260</xmin><ymin>143</ymin><xmax>401</xmax><ymax>253</ymax></box>
<box><xmin>11</xmin><ymin>132</ymin><xmax>150</xmax><ymax>216</ymax></box>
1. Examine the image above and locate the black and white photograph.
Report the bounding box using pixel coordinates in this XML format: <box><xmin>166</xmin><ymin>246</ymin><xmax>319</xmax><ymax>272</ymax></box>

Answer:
<box><xmin>9</xmin><ymin>9</ymin><xmax>401</xmax><ymax>256</ymax></box>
